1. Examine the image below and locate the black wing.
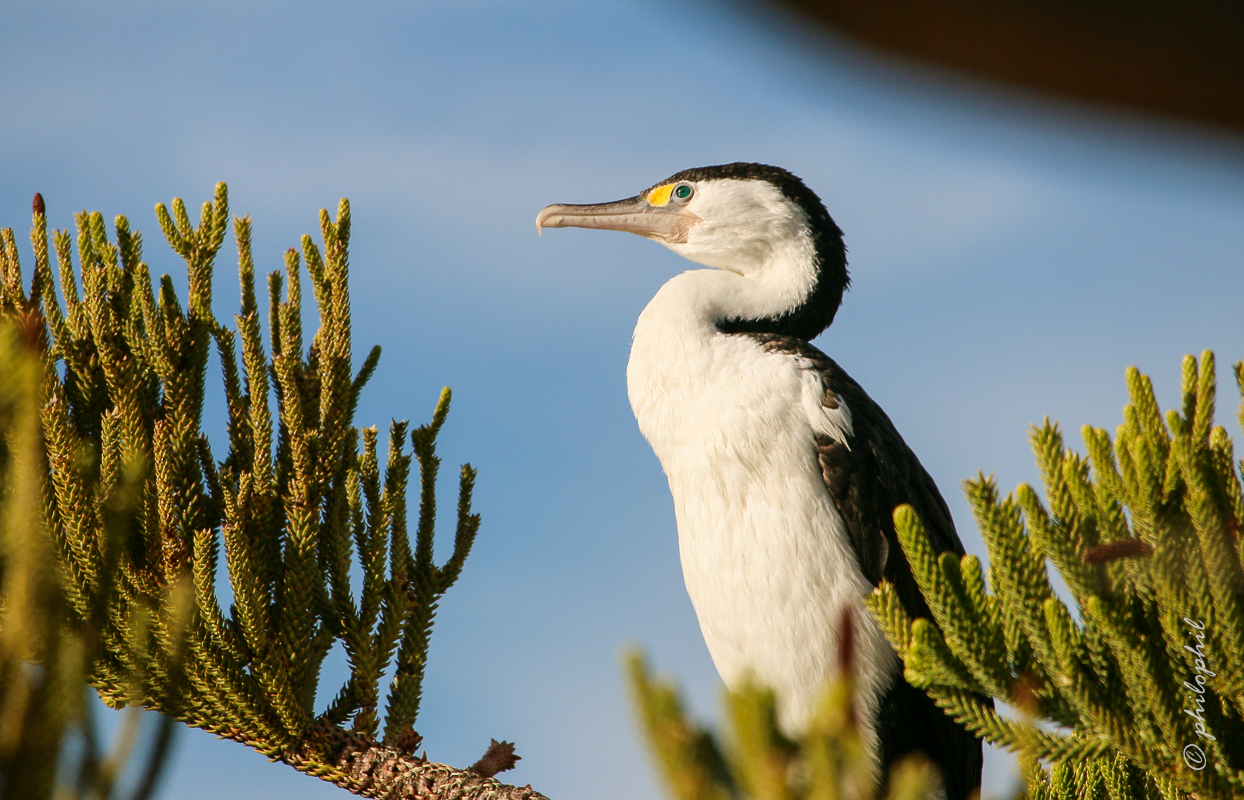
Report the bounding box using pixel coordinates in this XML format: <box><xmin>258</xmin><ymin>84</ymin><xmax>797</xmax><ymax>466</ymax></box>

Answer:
<box><xmin>746</xmin><ymin>332</ymin><xmax>982</xmax><ymax>800</ymax></box>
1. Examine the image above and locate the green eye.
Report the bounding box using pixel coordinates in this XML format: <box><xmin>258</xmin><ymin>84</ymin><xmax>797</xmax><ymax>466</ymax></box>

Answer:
<box><xmin>674</xmin><ymin>184</ymin><xmax>693</xmax><ymax>200</ymax></box>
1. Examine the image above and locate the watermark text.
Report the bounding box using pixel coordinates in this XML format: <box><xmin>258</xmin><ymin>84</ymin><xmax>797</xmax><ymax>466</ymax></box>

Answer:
<box><xmin>1182</xmin><ymin>618</ymin><xmax>1215</xmax><ymax>771</ymax></box>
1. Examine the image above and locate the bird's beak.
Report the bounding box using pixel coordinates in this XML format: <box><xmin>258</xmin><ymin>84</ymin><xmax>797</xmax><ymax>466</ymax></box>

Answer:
<box><xmin>536</xmin><ymin>195</ymin><xmax>699</xmax><ymax>244</ymax></box>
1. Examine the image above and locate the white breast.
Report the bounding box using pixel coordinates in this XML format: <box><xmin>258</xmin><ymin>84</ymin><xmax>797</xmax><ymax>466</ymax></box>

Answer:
<box><xmin>626</xmin><ymin>270</ymin><xmax>897</xmax><ymax>754</ymax></box>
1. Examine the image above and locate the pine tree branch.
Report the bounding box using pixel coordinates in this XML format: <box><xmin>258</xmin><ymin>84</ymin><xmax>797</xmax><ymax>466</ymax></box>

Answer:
<box><xmin>1</xmin><ymin>187</ymin><xmax>529</xmax><ymax>800</ymax></box>
<box><xmin>279</xmin><ymin>721</ymin><xmax>548</xmax><ymax>800</ymax></box>
<box><xmin>866</xmin><ymin>351</ymin><xmax>1244</xmax><ymax>799</ymax></box>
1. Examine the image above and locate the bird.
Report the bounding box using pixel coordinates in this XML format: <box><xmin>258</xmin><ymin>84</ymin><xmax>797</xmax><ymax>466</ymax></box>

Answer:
<box><xmin>536</xmin><ymin>162</ymin><xmax>981</xmax><ymax>799</ymax></box>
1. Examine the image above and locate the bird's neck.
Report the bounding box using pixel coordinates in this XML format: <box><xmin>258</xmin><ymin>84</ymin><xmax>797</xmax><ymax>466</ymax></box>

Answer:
<box><xmin>641</xmin><ymin>234</ymin><xmax>841</xmax><ymax>342</ymax></box>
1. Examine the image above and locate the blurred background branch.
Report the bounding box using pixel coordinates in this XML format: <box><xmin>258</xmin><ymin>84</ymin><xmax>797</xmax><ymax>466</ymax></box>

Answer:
<box><xmin>0</xmin><ymin>292</ymin><xmax>177</xmax><ymax>799</ymax></box>
<box><xmin>744</xmin><ymin>0</ymin><xmax>1244</xmax><ymax>133</ymax></box>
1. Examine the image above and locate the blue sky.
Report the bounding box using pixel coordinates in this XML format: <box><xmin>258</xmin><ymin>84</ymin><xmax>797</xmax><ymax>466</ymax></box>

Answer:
<box><xmin>4</xmin><ymin>1</ymin><xmax>1244</xmax><ymax>798</ymax></box>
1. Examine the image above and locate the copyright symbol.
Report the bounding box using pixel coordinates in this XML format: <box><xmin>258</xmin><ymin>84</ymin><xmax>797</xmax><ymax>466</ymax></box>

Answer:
<box><xmin>1183</xmin><ymin>744</ymin><xmax>1206</xmax><ymax>771</ymax></box>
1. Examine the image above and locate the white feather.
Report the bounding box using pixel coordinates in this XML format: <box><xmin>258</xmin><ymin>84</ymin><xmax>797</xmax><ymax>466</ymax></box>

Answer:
<box><xmin>627</xmin><ymin>262</ymin><xmax>897</xmax><ymax>769</ymax></box>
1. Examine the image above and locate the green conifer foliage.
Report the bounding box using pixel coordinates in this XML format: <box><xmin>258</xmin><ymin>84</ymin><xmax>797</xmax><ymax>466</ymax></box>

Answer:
<box><xmin>626</xmin><ymin>647</ymin><xmax>940</xmax><ymax>800</ymax></box>
<box><xmin>0</xmin><ymin>188</ymin><xmax>547</xmax><ymax>800</ymax></box>
<box><xmin>0</xmin><ymin>318</ymin><xmax>178</xmax><ymax>800</ymax></box>
<box><xmin>1023</xmin><ymin>753</ymin><xmax>1179</xmax><ymax>800</ymax></box>
<box><xmin>866</xmin><ymin>353</ymin><xmax>1244</xmax><ymax>799</ymax></box>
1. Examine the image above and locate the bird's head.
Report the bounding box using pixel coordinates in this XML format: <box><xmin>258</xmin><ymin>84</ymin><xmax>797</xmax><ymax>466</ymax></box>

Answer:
<box><xmin>537</xmin><ymin>162</ymin><xmax>849</xmax><ymax>339</ymax></box>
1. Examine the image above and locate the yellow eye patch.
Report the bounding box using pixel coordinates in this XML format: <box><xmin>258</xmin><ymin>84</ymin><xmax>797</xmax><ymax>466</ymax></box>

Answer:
<box><xmin>647</xmin><ymin>184</ymin><xmax>675</xmax><ymax>206</ymax></box>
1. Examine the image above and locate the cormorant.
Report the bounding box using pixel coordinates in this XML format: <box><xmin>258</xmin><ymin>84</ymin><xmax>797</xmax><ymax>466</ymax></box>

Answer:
<box><xmin>537</xmin><ymin>162</ymin><xmax>982</xmax><ymax>799</ymax></box>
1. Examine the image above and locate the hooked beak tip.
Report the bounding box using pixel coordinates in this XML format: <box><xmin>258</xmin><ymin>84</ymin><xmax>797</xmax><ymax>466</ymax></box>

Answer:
<box><xmin>535</xmin><ymin>204</ymin><xmax>564</xmax><ymax>236</ymax></box>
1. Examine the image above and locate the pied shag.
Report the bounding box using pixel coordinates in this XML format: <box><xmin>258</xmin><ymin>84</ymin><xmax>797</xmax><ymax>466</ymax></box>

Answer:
<box><xmin>536</xmin><ymin>163</ymin><xmax>982</xmax><ymax>799</ymax></box>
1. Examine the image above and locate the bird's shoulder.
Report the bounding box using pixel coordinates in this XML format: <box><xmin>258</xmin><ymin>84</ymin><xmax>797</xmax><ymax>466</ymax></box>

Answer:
<box><xmin>743</xmin><ymin>332</ymin><xmax>963</xmax><ymax>613</ymax></box>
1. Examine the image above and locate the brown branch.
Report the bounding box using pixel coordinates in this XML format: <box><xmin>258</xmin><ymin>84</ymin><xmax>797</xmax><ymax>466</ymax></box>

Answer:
<box><xmin>469</xmin><ymin>739</ymin><xmax>520</xmax><ymax>778</ymax></box>
<box><xmin>1081</xmin><ymin>539</ymin><xmax>1153</xmax><ymax>564</ymax></box>
<box><xmin>279</xmin><ymin>721</ymin><xmax>550</xmax><ymax>800</ymax></box>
